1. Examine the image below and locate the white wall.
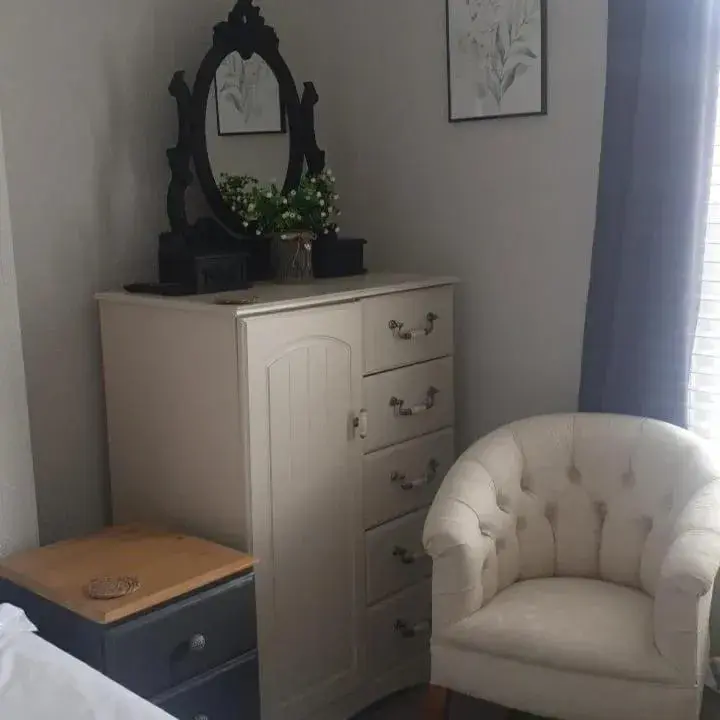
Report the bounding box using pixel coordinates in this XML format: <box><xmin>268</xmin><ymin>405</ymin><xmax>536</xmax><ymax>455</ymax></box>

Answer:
<box><xmin>0</xmin><ymin>107</ymin><xmax>39</xmax><ymax>556</ymax></box>
<box><xmin>269</xmin><ymin>0</ymin><xmax>608</xmax><ymax>450</ymax></box>
<box><xmin>0</xmin><ymin>0</ymin><xmax>233</xmax><ymax>542</ymax></box>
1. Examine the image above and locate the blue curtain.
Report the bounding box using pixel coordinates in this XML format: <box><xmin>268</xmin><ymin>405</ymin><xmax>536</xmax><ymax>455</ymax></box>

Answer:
<box><xmin>579</xmin><ymin>0</ymin><xmax>720</xmax><ymax>426</ymax></box>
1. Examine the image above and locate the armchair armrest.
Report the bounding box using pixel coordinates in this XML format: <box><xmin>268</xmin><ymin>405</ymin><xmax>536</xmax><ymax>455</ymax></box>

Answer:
<box><xmin>423</xmin><ymin>455</ymin><xmax>509</xmax><ymax>630</ymax></box>
<box><xmin>654</xmin><ymin>482</ymin><xmax>720</xmax><ymax>684</ymax></box>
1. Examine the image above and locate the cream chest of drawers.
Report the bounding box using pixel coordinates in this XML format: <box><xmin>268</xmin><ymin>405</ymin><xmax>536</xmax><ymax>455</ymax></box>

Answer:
<box><xmin>98</xmin><ymin>274</ymin><xmax>457</xmax><ymax>720</ymax></box>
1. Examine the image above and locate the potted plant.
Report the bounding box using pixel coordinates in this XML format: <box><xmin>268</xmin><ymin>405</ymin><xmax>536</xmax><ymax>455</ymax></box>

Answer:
<box><xmin>218</xmin><ymin>169</ymin><xmax>340</xmax><ymax>282</ymax></box>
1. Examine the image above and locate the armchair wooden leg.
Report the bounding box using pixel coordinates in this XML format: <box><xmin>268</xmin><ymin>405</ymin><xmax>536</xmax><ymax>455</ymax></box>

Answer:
<box><xmin>424</xmin><ymin>684</ymin><xmax>449</xmax><ymax>720</ymax></box>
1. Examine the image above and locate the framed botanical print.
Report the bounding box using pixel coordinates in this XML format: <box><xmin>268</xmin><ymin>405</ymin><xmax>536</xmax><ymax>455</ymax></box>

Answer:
<box><xmin>215</xmin><ymin>52</ymin><xmax>286</xmax><ymax>136</ymax></box>
<box><xmin>446</xmin><ymin>0</ymin><xmax>547</xmax><ymax>122</ymax></box>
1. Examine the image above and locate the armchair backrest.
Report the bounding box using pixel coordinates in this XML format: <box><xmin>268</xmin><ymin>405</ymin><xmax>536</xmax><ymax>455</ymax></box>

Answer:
<box><xmin>426</xmin><ymin>414</ymin><xmax>717</xmax><ymax>604</ymax></box>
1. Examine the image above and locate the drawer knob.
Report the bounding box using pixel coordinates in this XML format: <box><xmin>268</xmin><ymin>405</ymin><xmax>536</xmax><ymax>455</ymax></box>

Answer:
<box><xmin>394</xmin><ymin>618</ymin><xmax>432</xmax><ymax>639</ymax></box>
<box><xmin>393</xmin><ymin>546</ymin><xmax>425</xmax><ymax>565</ymax></box>
<box><xmin>189</xmin><ymin>633</ymin><xmax>207</xmax><ymax>652</ymax></box>
<box><xmin>391</xmin><ymin>459</ymin><xmax>440</xmax><ymax>491</ymax></box>
<box><xmin>390</xmin><ymin>387</ymin><xmax>439</xmax><ymax>417</ymax></box>
<box><xmin>389</xmin><ymin>313</ymin><xmax>439</xmax><ymax>341</ymax></box>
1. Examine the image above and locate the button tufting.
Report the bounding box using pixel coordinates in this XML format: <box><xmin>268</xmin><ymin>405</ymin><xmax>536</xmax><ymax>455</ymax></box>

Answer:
<box><xmin>482</xmin><ymin>559</ymin><xmax>490</xmax><ymax>572</ymax></box>
<box><xmin>496</xmin><ymin>539</ymin><xmax>506</xmax><ymax>552</ymax></box>
<box><xmin>545</xmin><ymin>503</ymin><xmax>557</xmax><ymax>522</ymax></box>
<box><xmin>622</xmin><ymin>471</ymin><xmax>636</xmax><ymax>489</ymax></box>
<box><xmin>480</xmin><ymin>527</ymin><xmax>493</xmax><ymax>539</ymax></box>
<box><xmin>567</xmin><ymin>466</ymin><xmax>582</xmax><ymax>485</ymax></box>
<box><xmin>516</xmin><ymin>517</ymin><xmax>527</xmax><ymax>532</ymax></box>
<box><xmin>497</xmin><ymin>494</ymin><xmax>510</xmax><ymax>512</ymax></box>
<box><xmin>520</xmin><ymin>476</ymin><xmax>532</xmax><ymax>492</ymax></box>
<box><xmin>595</xmin><ymin>502</ymin><xmax>608</xmax><ymax>520</ymax></box>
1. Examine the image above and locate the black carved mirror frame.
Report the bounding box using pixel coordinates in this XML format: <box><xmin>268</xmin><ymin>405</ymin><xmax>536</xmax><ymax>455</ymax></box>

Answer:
<box><xmin>165</xmin><ymin>0</ymin><xmax>326</xmax><ymax>241</ymax></box>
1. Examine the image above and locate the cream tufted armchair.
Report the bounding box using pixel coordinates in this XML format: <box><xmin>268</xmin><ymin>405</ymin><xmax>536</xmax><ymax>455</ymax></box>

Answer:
<box><xmin>423</xmin><ymin>414</ymin><xmax>720</xmax><ymax>720</ymax></box>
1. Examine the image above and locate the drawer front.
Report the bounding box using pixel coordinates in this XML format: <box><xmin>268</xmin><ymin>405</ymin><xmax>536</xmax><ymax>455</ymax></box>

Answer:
<box><xmin>366</xmin><ymin>508</ymin><xmax>431</xmax><ymax>605</ymax></box>
<box><xmin>363</xmin><ymin>358</ymin><xmax>454</xmax><ymax>453</ymax></box>
<box><xmin>363</xmin><ymin>287</ymin><xmax>454</xmax><ymax>374</ymax></box>
<box><xmin>156</xmin><ymin>652</ymin><xmax>260</xmax><ymax>720</ymax></box>
<box><xmin>363</xmin><ymin>429</ymin><xmax>455</xmax><ymax>529</ymax></box>
<box><xmin>367</xmin><ymin>580</ymin><xmax>432</xmax><ymax>678</ymax></box>
<box><xmin>105</xmin><ymin>573</ymin><xmax>256</xmax><ymax>699</ymax></box>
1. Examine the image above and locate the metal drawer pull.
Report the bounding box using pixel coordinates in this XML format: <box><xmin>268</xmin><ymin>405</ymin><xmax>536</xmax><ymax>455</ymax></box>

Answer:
<box><xmin>391</xmin><ymin>459</ymin><xmax>440</xmax><ymax>491</ymax></box>
<box><xmin>389</xmin><ymin>313</ymin><xmax>439</xmax><ymax>340</ymax></box>
<box><xmin>390</xmin><ymin>387</ymin><xmax>439</xmax><ymax>417</ymax></box>
<box><xmin>394</xmin><ymin>618</ymin><xmax>432</xmax><ymax>639</ymax></box>
<box><xmin>393</xmin><ymin>546</ymin><xmax>426</xmax><ymax>565</ymax></box>
<box><xmin>194</xmin><ymin>715</ymin><xmax>209</xmax><ymax>720</ymax></box>
<box><xmin>189</xmin><ymin>633</ymin><xmax>207</xmax><ymax>652</ymax></box>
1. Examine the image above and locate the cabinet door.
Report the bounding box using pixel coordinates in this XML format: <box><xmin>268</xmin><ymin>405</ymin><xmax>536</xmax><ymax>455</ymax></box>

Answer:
<box><xmin>243</xmin><ymin>304</ymin><xmax>364</xmax><ymax>720</ymax></box>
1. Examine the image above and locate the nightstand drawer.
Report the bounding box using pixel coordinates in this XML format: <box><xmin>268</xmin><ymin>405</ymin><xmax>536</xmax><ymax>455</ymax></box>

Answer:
<box><xmin>156</xmin><ymin>652</ymin><xmax>260</xmax><ymax>720</ymax></box>
<box><xmin>105</xmin><ymin>573</ymin><xmax>256</xmax><ymax>699</ymax></box>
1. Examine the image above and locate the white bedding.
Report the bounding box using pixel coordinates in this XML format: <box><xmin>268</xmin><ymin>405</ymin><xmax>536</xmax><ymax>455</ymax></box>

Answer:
<box><xmin>0</xmin><ymin>605</ymin><xmax>172</xmax><ymax>720</ymax></box>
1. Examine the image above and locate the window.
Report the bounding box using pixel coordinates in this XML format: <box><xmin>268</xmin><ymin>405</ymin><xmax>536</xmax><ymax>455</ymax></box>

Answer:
<box><xmin>690</xmin><ymin>77</ymin><xmax>720</xmax><ymax>441</ymax></box>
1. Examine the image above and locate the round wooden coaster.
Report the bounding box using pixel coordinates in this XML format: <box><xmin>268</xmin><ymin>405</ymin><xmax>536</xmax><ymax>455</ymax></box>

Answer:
<box><xmin>85</xmin><ymin>576</ymin><xmax>140</xmax><ymax>600</ymax></box>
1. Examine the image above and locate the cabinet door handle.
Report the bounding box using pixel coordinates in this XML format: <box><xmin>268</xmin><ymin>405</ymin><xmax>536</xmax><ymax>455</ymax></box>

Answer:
<box><xmin>390</xmin><ymin>387</ymin><xmax>438</xmax><ymax>417</ymax></box>
<box><xmin>394</xmin><ymin>618</ymin><xmax>432</xmax><ymax>639</ymax></box>
<box><xmin>389</xmin><ymin>313</ymin><xmax>439</xmax><ymax>340</ymax></box>
<box><xmin>353</xmin><ymin>409</ymin><xmax>369</xmax><ymax>439</ymax></box>
<box><xmin>391</xmin><ymin>459</ymin><xmax>440</xmax><ymax>491</ymax></box>
<box><xmin>393</xmin><ymin>545</ymin><xmax>426</xmax><ymax>565</ymax></box>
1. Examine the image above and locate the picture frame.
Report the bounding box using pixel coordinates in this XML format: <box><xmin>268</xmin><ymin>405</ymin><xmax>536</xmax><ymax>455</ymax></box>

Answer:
<box><xmin>215</xmin><ymin>52</ymin><xmax>287</xmax><ymax>136</ymax></box>
<box><xmin>446</xmin><ymin>0</ymin><xmax>548</xmax><ymax>122</ymax></box>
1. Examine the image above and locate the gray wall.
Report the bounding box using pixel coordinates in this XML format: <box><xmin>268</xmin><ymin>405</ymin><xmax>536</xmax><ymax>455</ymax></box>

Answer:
<box><xmin>0</xmin><ymin>0</ymin><xmax>231</xmax><ymax>543</ymax></box>
<box><xmin>0</xmin><ymin>108</ymin><xmax>39</xmax><ymax>555</ymax></box>
<box><xmin>269</xmin><ymin>0</ymin><xmax>609</xmax><ymax>450</ymax></box>
<box><xmin>0</xmin><ymin>0</ymin><xmax>608</xmax><ymax>540</ymax></box>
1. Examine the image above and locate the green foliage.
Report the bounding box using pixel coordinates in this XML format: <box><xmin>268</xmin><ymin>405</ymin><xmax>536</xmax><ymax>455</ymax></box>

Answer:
<box><xmin>218</xmin><ymin>169</ymin><xmax>340</xmax><ymax>236</ymax></box>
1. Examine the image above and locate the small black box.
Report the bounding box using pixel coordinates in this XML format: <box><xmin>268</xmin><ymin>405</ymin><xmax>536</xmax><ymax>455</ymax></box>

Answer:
<box><xmin>313</xmin><ymin>236</ymin><xmax>367</xmax><ymax>279</ymax></box>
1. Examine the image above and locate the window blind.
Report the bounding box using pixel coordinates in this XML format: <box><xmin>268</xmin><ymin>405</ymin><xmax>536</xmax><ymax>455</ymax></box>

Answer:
<box><xmin>690</xmin><ymin>78</ymin><xmax>720</xmax><ymax>441</ymax></box>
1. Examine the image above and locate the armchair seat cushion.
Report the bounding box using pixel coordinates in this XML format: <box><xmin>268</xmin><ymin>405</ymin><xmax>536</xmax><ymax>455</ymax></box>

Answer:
<box><xmin>435</xmin><ymin>577</ymin><xmax>681</xmax><ymax>685</ymax></box>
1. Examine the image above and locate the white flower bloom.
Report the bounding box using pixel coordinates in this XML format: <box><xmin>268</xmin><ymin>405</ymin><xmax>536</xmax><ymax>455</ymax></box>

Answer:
<box><xmin>337</xmin><ymin>210</ymin><xmax>343</xmax><ymax>216</ymax></box>
<box><xmin>319</xmin><ymin>199</ymin><xmax>325</xmax><ymax>207</ymax></box>
<box><xmin>243</xmin><ymin>221</ymin><xmax>249</xmax><ymax>228</ymax></box>
<box><xmin>256</xmin><ymin>230</ymin><xmax>261</xmax><ymax>236</ymax></box>
<box><xmin>333</xmin><ymin>194</ymin><xmax>340</xmax><ymax>200</ymax></box>
<box><xmin>335</xmin><ymin>227</ymin><xmax>341</xmax><ymax>233</ymax></box>
<box><xmin>317</xmin><ymin>192</ymin><xmax>322</xmax><ymax>198</ymax></box>
<box><xmin>321</xmin><ymin>211</ymin><xmax>327</xmax><ymax>218</ymax></box>
<box><xmin>248</xmin><ymin>203</ymin><xmax>255</xmax><ymax>212</ymax></box>
<box><xmin>290</xmin><ymin>190</ymin><xmax>297</xmax><ymax>197</ymax></box>
<box><xmin>266</xmin><ymin>192</ymin><xmax>272</xmax><ymax>198</ymax></box>
<box><xmin>282</xmin><ymin>198</ymin><xmax>288</xmax><ymax>205</ymax></box>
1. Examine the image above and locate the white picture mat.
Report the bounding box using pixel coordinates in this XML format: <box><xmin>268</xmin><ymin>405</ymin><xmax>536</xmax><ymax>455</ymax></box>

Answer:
<box><xmin>215</xmin><ymin>52</ymin><xmax>283</xmax><ymax>134</ymax></box>
<box><xmin>448</xmin><ymin>0</ymin><xmax>545</xmax><ymax>120</ymax></box>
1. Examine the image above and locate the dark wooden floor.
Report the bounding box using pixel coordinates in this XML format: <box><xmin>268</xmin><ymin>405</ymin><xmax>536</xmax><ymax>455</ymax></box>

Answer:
<box><xmin>355</xmin><ymin>685</ymin><xmax>720</xmax><ymax>720</ymax></box>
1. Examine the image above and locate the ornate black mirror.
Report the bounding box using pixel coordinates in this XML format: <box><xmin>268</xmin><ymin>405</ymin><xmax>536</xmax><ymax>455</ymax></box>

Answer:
<box><xmin>160</xmin><ymin>0</ymin><xmax>326</xmax><ymax>290</ymax></box>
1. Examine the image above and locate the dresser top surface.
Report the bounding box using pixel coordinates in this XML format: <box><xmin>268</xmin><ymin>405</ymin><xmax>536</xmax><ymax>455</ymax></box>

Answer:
<box><xmin>96</xmin><ymin>273</ymin><xmax>458</xmax><ymax>318</ymax></box>
<box><xmin>0</xmin><ymin>525</ymin><xmax>254</xmax><ymax>624</ymax></box>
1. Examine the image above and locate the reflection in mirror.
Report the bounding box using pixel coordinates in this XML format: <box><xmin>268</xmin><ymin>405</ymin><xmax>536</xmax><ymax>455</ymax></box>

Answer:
<box><xmin>206</xmin><ymin>52</ymin><xmax>289</xmax><ymax>191</ymax></box>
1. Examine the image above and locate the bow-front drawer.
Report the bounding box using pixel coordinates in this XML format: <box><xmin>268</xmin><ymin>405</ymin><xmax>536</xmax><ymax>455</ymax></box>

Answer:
<box><xmin>363</xmin><ymin>429</ymin><xmax>455</xmax><ymax>529</ymax></box>
<box><xmin>366</xmin><ymin>580</ymin><xmax>432</xmax><ymax>678</ymax></box>
<box><xmin>363</xmin><ymin>287</ymin><xmax>454</xmax><ymax>374</ymax></box>
<box><xmin>366</xmin><ymin>508</ymin><xmax>431</xmax><ymax>605</ymax></box>
<box><xmin>362</xmin><ymin>358</ymin><xmax>454</xmax><ymax>453</ymax></box>
<box><xmin>104</xmin><ymin>573</ymin><xmax>256</xmax><ymax>699</ymax></box>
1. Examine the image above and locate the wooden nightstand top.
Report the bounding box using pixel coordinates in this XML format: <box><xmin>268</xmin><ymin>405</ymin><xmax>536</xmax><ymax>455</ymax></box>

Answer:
<box><xmin>0</xmin><ymin>525</ymin><xmax>254</xmax><ymax>624</ymax></box>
